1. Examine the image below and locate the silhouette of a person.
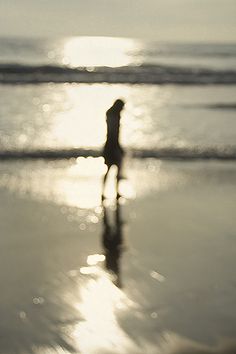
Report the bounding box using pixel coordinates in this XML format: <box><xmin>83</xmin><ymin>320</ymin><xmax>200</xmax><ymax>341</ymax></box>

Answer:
<box><xmin>102</xmin><ymin>99</ymin><xmax>125</xmax><ymax>200</ymax></box>
<box><xmin>102</xmin><ymin>201</ymin><xmax>124</xmax><ymax>288</ymax></box>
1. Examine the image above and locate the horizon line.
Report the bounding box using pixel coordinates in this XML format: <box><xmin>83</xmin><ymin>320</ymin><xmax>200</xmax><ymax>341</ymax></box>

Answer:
<box><xmin>0</xmin><ymin>34</ymin><xmax>236</xmax><ymax>45</ymax></box>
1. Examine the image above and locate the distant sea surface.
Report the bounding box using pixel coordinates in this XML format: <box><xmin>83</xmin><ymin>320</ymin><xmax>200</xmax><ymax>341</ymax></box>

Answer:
<box><xmin>0</xmin><ymin>36</ymin><xmax>236</xmax><ymax>159</ymax></box>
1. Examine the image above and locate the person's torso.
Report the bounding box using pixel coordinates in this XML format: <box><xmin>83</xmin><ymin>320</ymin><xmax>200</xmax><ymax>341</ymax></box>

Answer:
<box><xmin>106</xmin><ymin>110</ymin><xmax>120</xmax><ymax>146</ymax></box>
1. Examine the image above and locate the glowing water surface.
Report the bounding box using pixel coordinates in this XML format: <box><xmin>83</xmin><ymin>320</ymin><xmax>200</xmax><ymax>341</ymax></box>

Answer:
<box><xmin>1</xmin><ymin>84</ymin><xmax>236</xmax><ymax>153</ymax></box>
<box><xmin>62</xmin><ymin>37</ymin><xmax>141</xmax><ymax>67</ymax></box>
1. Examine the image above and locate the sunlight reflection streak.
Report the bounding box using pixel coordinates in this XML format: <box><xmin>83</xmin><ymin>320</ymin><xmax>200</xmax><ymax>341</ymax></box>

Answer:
<box><xmin>73</xmin><ymin>275</ymin><xmax>138</xmax><ymax>354</ymax></box>
<box><xmin>63</xmin><ymin>37</ymin><xmax>141</xmax><ymax>67</ymax></box>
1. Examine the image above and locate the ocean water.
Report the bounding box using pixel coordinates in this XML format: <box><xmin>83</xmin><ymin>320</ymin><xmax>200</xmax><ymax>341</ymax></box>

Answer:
<box><xmin>0</xmin><ymin>37</ymin><xmax>236</xmax><ymax>160</ymax></box>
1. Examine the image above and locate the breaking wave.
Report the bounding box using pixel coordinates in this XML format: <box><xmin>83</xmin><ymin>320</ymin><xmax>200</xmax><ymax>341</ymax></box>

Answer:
<box><xmin>1</xmin><ymin>63</ymin><xmax>236</xmax><ymax>85</ymax></box>
<box><xmin>0</xmin><ymin>146</ymin><xmax>235</xmax><ymax>160</ymax></box>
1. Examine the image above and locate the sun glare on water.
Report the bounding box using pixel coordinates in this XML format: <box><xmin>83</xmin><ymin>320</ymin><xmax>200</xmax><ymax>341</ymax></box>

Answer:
<box><xmin>71</xmin><ymin>258</ymin><xmax>139</xmax><ymax>354</ymax></box>
<box><xmin>62</xmin><ymin>36</ymin><xmax>140</xmax><ymax>67</ymax></box>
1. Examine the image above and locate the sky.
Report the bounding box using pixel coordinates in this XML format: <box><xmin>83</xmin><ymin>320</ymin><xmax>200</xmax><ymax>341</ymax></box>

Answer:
<box><xmin>0</xmin><ymin>0</ymin><xmax>236</xmax><ymax>42</ymax></box>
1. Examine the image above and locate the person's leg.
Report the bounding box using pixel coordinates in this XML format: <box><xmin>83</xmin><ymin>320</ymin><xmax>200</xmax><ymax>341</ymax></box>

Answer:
<box><xmin>102</xmin><ymin>165</ymin><xmax>110</xmax><ymax>200</ymax></box>
<box><xmin>116</xmin><ymin>159</ymin><xmax>122</xmax><ymax>198</ymax></box>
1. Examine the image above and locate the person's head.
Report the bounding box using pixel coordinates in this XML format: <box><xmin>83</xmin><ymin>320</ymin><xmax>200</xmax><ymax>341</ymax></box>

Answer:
<box><xmin>113</xmin><ymin>99</ymin><xmax>125</xmax><ymax>112</ymax></box>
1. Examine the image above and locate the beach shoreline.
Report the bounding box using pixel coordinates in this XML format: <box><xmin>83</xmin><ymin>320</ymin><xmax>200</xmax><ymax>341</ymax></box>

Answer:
<box><xmin>1</xmin><ymin>158</ymin><xmax>236</xmax><ymax>353</ymax></box>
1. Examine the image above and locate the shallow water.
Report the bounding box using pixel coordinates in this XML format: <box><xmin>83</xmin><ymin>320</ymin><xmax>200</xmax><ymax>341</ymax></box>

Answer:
<box><xmin>1</xmin><ymin>84</ymin><xmax>236</xmax><ymax>154</ymax></box>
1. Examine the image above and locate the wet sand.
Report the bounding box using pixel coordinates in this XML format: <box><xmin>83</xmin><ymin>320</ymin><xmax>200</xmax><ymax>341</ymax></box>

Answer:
<box><xmin>0</xmin><ymin>158</ymin><xmax>236</xmax><ymax>354</ymax></box>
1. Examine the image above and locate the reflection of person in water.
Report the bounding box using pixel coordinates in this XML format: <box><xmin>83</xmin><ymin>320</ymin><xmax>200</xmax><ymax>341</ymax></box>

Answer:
<box><xmin>102</xmin><ymin>201</ymin><xmax>124</xmax><ymax>288</ymax></box>
<box><xmin>102</xmin><ymin>99</ymin><xmax>125</xmax><ymax>200</ymax></box>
